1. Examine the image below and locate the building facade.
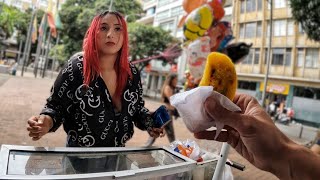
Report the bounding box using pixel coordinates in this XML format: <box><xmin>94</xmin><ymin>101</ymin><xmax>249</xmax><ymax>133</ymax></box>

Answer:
<box><xmin>138</xmin><ymin>0</ymin><xmax>185</xmax><ymax>98</ymax></box>
<box><xmin>139</xmin><ymin>0</ymin><xmax>233</xmax><ymax>97</ymax></box>
<box><xmin>3</xmin><ymin>0</ymin><xmax>64</xmax><ymax>12</ymax></box>
<box><xmin>233</xmin><ymin>0</ymin><xmax>320</xmax><ymax>126</ymax></box>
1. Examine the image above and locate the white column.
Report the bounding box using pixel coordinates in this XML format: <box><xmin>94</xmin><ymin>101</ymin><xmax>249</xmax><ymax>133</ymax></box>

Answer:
<box><xmin>150</xmin><ymin>75</ymin><xmax>156</xmax><ymax>91</ymax></box>
<box><xmin>157</xmin><ymin>75</ymin><xmax>163</xmax><ymax>94</ymax></box>
<box><xmin>177</xmin><ymin>49</ymin><xmax>188</xmax><ymax>81</ymax></box>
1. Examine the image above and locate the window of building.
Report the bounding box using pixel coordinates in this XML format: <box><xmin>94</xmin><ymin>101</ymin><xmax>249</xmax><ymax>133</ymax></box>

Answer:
<box><xmin>256</xmin><ymin>21</ymin><xmax>262</xmax><ymax>37</ymax></box>
<box><xmin>272</xmin><ymin>48</ymin><xmax>285</xmax><ymax>65</ymax></box>
<box><xmin>287</xmin><ymin>20</ymin><xmax>294</xmax><ymax>36</ymax></box>
<box><xmin>176</xmin><ymin>28</ymin><xmax>183</xmax><ymax>37</ymax></box>
<box><xmin>254</xmin><ymin>48</ymin><xmax>260</xmax><ymax>64</ymax></box>
<box><xmin>40</xmin><ymin>0</ymin><xmax>47</xmax><ymax>5</ymax></box>
<box><xmin>158</xmin><ymin>0</ymin><xmax>170</xmax><ymax>7</ymax></box>
<box><xmin>241</xmin><ymin>0</ymin><xmax>245</xmax><ymax>13</ymax></box>
<box><xmin>239</xmin><ymin>24</ymin><xmax>245</xmax><ymax>38</ymax></box>
<box><xmin>296</xmin><ymin>48</ymin><xmax>304</xmax><ymax>67</ymax></box>
<box><xmin>13</xmin><ymin>0</ymin><xmax>22</xmax><ymax>7</ymax></box>
<box><xmin>264</xmin><ymin>48</ymin><xmax>270</xmax><ymax>64</ymax></box>
<box><xmin>225</xmin><ymin>6</ymin><xmax>232</xmax><ymax>16</ymax></box>
<box><xmin>287</xmin><ymin>0</ymin><xmax>292</xmax><ymax>11</ymax></box>
<box><xmin>305</xmin><ymin>49</ymin><xmax>319</xmax><ymax>68</ymax></box>
<box><xmin>298</xmin><ymin>23</ymin><xmax>305</xmax><ymax>34</ymax></box>
<box><xmin>146</xmin><ymin>7</ymin><xmax>156</xmax><ymax>16</ymax></box>
<box><xmin>274</xmin><ymin>0</ymin><xmax>286</xmax><ymax>8</ymax></box>
<box><xmin>156</xmin><ymin>10</ymin><xmax>169</xmax><ymax>20</ymax></box>
<box><xmin>243</xmin><ymin>49</ymin><xmax>253</xmax><ymax>64</ymax></box>
<box><xmin>294</xmin><ymin>86</ymin><xmax>320</xmax><ymax>100</ymax></box>
<box><xmin>245</xmin><ymin>22</ymin><xmax>256</xmax><ymax>38</ymax></box>
<box><xmin>257</xmin><ymin>0</ymin><xmax>262</xmax><ymax>11</ymax></box>
<box><xmin>171</xmin><ymin>6</ymin><xmax>183</xmax><ymax>17</ymax></box>
<box><xmin>246</xmin><ymin>0</ymin><xmax>256</xmax><ymax>12</ymax></box>
<box><xmin>238</xmin><ymin>81</ymin><xmax>256</xmax><ymax>91</ymax></box>
<box><xmin>159</xmin><ymin>21</ymin><xmax>174</xmax><ymax>32</ymax></box>
<box><xmin>273</xmin><ymin>20</ymin><xmax>286</xmax><ymax>36</ymax></box>
<box><xmin>285</xmin><ymin>48</ymin><xmax>291</xmax><ymax>66</ymax></box>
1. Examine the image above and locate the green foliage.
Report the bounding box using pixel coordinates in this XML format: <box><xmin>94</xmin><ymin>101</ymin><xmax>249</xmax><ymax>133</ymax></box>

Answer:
<box><xmin>94</xmin><ymin>0</ymin><xmax>143</xmax><ymax>22</ymax></box>
<box><xmin>128</xmin><ymin>23</ymin><xmax>180</xmax><ymax>71</ymax></box>
<box><xmin>49</xmin><ymin>44</ymin><xmax>67</xmax><ymax>65</ymax></box>
<box><xmin>0</xmin><ymin>3</ymin><xmax>45</xmax><ymax>50</ymax></box>
<box><xmin>0</xmin><ymin>3</ymin><xmax>25</xmax><ymax>39</ymax></box>
<box><xmin>289</xmin><ymin>0</ymin><xmax>320</xmax><ymax>41</ymax></box>
<box><xmin>15</xmin><ymin>8</ymin><xmax>45</xmax><ymax>43</ymax></box>
<box><xmin>128</xmin><ymin>23</ymin><xmax>174</xmax><ymax>60</ymax></box>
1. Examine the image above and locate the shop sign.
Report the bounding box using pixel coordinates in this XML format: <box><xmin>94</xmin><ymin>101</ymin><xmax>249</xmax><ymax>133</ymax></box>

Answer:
<box><xmin>260</xmin><ymin>82</ymin><xmax>290</xmax><ymax>95</ymax></box>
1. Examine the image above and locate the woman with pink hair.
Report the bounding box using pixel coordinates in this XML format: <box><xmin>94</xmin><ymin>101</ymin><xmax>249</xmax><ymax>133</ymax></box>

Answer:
<box><xmin>27</xmin><ymin>11</ymin><xmax>163</xmax><ymax>148</ymax></box>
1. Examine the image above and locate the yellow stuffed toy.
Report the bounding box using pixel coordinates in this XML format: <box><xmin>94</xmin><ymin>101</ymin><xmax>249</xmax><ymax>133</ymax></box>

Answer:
<box><xmin>183</xmin><ymin>4</ymin><xmax>213</xmax><ymax>41</ymax></box>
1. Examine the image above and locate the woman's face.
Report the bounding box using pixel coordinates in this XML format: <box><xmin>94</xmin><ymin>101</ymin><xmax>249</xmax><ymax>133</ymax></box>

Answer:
<box><xmin>96</xmin><ymin>14</ymin><xmax>124</xmax><ymax>56</ymax></box>
<box><xmin>171</xmin><ymin>77</ymin><xmax>178</xmax><ymax>87</ymax></box>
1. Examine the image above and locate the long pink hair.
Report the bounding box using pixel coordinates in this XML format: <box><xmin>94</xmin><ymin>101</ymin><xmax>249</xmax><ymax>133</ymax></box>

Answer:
<box><xmin>82</xmin><ymin>11</ymin><xmax>132</xmax><ymax>101</ymax></box>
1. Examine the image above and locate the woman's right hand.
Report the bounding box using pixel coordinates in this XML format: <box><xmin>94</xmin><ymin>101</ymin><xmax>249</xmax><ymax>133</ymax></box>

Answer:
<box><xmin>27</xmin><ymin>115</ymin><xmax>53</xmax><ymax>141</ymax></box>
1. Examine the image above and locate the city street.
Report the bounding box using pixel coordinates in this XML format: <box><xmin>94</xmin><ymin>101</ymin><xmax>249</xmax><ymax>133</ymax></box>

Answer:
<box><xmin>0</xmin><ymin>72</ymin><xmax>277</xmax><ymax>180</ymax></box>
<box><xmin>1</xmin><ymin>0</ymin><xmax>319</xmax><ymax>179</ymax></box>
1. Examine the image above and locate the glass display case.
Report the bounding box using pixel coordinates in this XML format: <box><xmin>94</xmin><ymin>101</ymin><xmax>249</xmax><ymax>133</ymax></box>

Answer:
<box><xmin>0</xmin><ymin>145</ymin><xmax>217</xmax><ymax>180</ymax></box>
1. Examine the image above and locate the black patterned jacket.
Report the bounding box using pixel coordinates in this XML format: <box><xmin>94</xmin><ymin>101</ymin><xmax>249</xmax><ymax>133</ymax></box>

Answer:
<box><xmin>40</xmin><ymin>53</ymin><xmax>153</xmax><ymax>147</ymax></box>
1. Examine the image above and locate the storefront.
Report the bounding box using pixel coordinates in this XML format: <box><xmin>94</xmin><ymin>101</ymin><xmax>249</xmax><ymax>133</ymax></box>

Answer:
<box><xmin>259</xmin><ymin>82</ymin><xmax>292</xmax><ymax>108</ymax></box>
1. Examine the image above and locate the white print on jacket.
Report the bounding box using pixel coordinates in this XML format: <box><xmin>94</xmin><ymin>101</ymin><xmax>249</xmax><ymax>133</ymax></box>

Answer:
<box><xmin>79</xmin><ymin>135</ymin><xmax>95</xmax><ymax>147</ymax></box>
<box><xmin>121</xmin><ymin>133</ymin><xmax>132</xmax><ymax>144</ymax></box>
<box><xmin>105</xmin><ymin>90</ymin><xmax>111</xmax><ymax>103</ymax></box>
<box><xmin>67</xmin><ymin>130</ymin><xmax>78</xmax><ymax>142</ymax></box>
<box><xmin>75</xmin><ymin>84</ymin><xmax>101</xmax><ymax>116</ymax></box>
<box><xmin>123</xmin><ymin>89</ymin><xmax>138</xmax><ymax>116</ymax></box>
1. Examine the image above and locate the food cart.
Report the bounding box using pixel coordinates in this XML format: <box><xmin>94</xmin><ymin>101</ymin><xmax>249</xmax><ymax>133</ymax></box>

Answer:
<box><xmin>0</xmin><ymin>145</ymin><xmax>219</xmax><ymax>180</ymax></box>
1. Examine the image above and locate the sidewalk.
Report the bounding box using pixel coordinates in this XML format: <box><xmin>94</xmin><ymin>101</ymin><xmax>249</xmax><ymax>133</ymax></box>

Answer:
<box><xmin>15</xmin><ymin>67</ymin><xmax>59</xmax><ymax>79</ymax></box>
<box><xmin>0</xmin><ymin>75</ymin><xmax>278</xmax><ymax>180</ymax></box>
<box><xmin>275</xmin><ymin>122</ymin><xmax>318</xmax><ymax>147</ymax></box>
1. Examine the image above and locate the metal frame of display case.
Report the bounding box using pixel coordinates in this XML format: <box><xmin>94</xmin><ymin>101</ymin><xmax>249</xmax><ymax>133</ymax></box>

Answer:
<box><xmin>0</xmin><ymin>145</ymin><xmax>203</xmax><ymax>180</ymax></box>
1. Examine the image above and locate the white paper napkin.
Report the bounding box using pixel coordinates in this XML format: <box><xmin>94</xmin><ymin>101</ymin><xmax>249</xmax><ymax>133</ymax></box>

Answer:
<box><xmin>170</xmin><ymin>86</ymin><xmax>241</xmax><ymax>139</ymax></box>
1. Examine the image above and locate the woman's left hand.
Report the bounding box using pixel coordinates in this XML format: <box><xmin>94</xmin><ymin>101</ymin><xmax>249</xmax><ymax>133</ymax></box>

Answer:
<box><xmin>148</xmin><ymin>127</ymin><xmax>165</xmax><ymax>138</ymax></box>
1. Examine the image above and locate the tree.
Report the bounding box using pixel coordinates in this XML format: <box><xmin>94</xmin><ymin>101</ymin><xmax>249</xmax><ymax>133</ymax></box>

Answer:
<box><xmin>95</xmin><ymin>0</ymin><xmax>143</xmax><ymax>22</ymax></box>
<box><xmin>0</xmin><ymin>3</ymin><xmax>42</xmax><ymax>61</ymax></box>
<box><xmin>58</xmin><ymin>0</ymin><xmax>143</xmax><ymax>62</ymax></box>
<box><xmin>49</xmin><ymin>44</ymin><xmax>67</xmax><ymax>68</ymax></box>
<box><xmin>289</xmin><ymin>0</ymin><xmax>320</xmax><ymax>41</ymax></box>
<box><xmin>0</xmin><ymin>2</ymin><xmax>45</xmax><ymax>49</ymax></box>
<box><xmin>128</xmin><ymin>23</ymin><xmax>181</xmax><ymax>71</ymax></box>
<box><xmin>0</xmin><ymin>3</ymin><xmax>24</xmax><ymax>39</ymax></box>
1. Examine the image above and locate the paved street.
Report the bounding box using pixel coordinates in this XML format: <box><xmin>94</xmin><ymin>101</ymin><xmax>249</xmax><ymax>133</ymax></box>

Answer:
<box><xmin>0</xmin><ymin>72</ymin><xmax>277</xmax><ymax>180</ymax></box>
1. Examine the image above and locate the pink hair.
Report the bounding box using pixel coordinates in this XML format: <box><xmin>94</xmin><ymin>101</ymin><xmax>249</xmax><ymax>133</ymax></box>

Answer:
<box><xmin>82</xmin><ymin>11</ymin><xmax>132</xmax><ymax>101</ymax></box>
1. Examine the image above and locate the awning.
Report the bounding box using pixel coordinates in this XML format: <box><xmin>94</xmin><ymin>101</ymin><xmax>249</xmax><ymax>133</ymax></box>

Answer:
<box><xmin>260</xmin><ymin>82</ymin><xmax>290</xmax><ymax>95</ymax></box>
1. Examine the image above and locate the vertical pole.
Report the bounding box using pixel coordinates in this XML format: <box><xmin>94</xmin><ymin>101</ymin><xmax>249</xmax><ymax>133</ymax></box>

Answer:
<box><xmin>17</xmin><ymin>38</ymin><xmax>23</xmax><ymax>63</ymax></box>
<box><xmin>51</xmin><ymin>32</ymin><xmax>59</xmax><ymax>78</ymax></box>
<box><xmin>261</xmin><ymin>0</ymin><xmax>273</xmax><ymax>107</ymax></box>
<box><xmin>109</xmin><ymin>0</ymin><xmax>113</xmax><ymax>11</ymax></box>
<box><xmin>39</xmin><ymin>30</ymin><xmax>47</xmax><ymax>77</ymax></box>
<box><xmin>212</xmin><ymin>143</ymin><xmax>230</xmax><ymax>180</ymax></box>
<box><xmin>33</xmin><ymin>30</ymin><xmax>44</xmax><ymax>78</ymax></box>
<box><xmin>21</xmin><ymin>10</ymin><xmax>37</xmax><ymax>76</ymax></box>
<box><xmin>42</xmin><ymin>32</ymin><xmax>51</xmax><ymax>78</ymax></box>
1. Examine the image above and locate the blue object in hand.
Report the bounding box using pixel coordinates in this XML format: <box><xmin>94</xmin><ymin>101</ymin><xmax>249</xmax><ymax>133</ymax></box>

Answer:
<box><xmin>153</xmin><ymin>105</ymin><xmax>171</xmax><ymax>128</ymax></box>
